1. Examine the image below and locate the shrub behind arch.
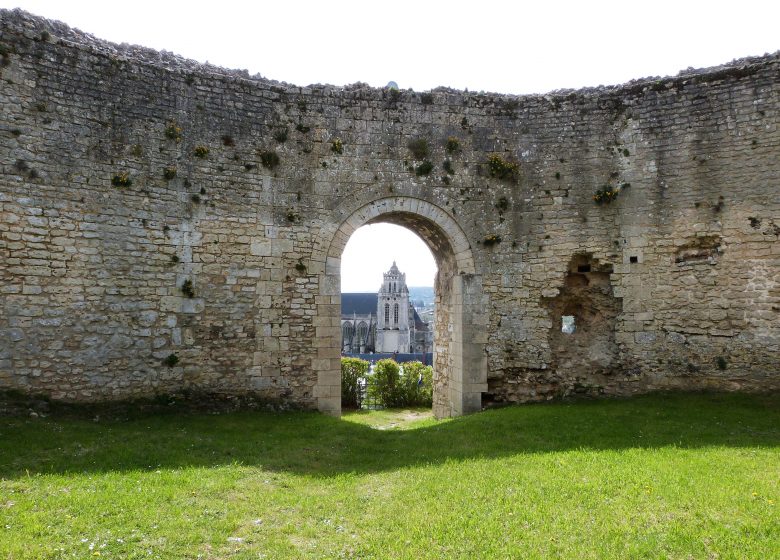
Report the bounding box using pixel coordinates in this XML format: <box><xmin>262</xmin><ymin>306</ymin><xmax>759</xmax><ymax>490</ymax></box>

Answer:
<box><xmin>401</xmin><ymin>361</ymin><xmax>433</xmax><ymax>407</ymax></box>
<box><xmin>341</xmin><ymin>357</ymin><xmax>369</xmax><ymax>409</ymax></box>
<box><xmin>368</xmin><ymin>359</ymin><xmax>433</xmax><ymax>408</ymax></box>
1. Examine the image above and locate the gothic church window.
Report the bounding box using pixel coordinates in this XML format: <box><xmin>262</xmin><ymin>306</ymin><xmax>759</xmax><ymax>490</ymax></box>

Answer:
<box><xmin>357</xmin><ymin>322</ymin><xmax>368</xmax><ymax>343</ymax></box>
<box><xmin>384</xmin><ymin>303</ymin><xmax>390</xmax><ymax>325</ymax></box>
<box><xmin>394</xmin><ymin>303</ymin><xmax>399</xmax><ymax>325</ymax></box>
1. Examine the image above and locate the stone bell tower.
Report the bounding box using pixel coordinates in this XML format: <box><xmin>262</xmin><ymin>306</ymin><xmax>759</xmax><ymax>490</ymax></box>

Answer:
<box><xmin>375</xmin><ymin>261</ymin><xmax>411</xmax><ymax>353</ymax></box>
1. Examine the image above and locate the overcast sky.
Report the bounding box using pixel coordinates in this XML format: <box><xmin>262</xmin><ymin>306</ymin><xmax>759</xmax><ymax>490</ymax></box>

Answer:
<box><xmin>3</xmin><ymin>0</ymin><xmax>777</xmax><ymax>290</ymax></box>
<box><xmin>341</xmin><ymin>224</ymin><xmax>436</xmax><ymax>291</ymax></box>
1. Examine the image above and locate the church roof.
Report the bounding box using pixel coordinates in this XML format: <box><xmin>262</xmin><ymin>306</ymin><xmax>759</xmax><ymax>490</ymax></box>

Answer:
<box><xmin>341</xmin><ymin>293</ymin><xmax>378</xmax><ymax>315</ymax></box>
<box><xmin>412</xmin><ymin>308</ymin><xmax>427</xmax><ymax>330</ymax></box>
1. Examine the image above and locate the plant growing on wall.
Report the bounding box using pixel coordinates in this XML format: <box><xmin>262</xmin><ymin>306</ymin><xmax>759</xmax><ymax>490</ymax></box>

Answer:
<box><xmin>193</xmin><ymin>145</ymin><xmax>209</xmax><ymax>158</ymax></box>
<box><xmin>407</xmin><ymin>138</ymin><xmax>430</xmax><ymax>160</ymax></box>
<box><xmin>445</xmin><ymin>137</ymin><xmax>460</xmax><ymax>154</ymax></box>
<box><xmin>111</xmin><ymin>172</ymin><xmax>132</xmax><ymax>188</ymax></box>
<box><xmin>162</xmin><ymin>353</ymin><xmax>179</xmax><ymax>367</ymax></box>
<box><xmin>260</xmin><ymin>150</ymin><xmax>280</xmax><ymax>169</ymax></box>
<box><xmin>483</xmin><ymin>234</ymin><xmax>502</xmax><ymax>246</ymax></box>
<box><xmin>415</xmin><ymin>161</ymin><xmax>434</xmax><ymax>176</ymax></box>
<box><xmin>181</xmin><ymin>279</ymin><xmax>195</xmax><ymax>298</ymax></box>
<box><xmin>163</xmin><ymin>167</ymin><xmax>177</xmax><ymax>180</ymax></box>
<box><xmin>331</xmin><ymin>138</ymin><xmax>343</xmax><ymax>154</ymax></box>
<box><xmin>165</xmin><ymin>122</ymin><xmax>182</xmax><ymax>142</ymax></box>
<box><xmin>273</xmin><ymin>128</ymin><xmax>289</xmax><ymax>143</ymax></box>
<box><xmin>487</xmin><ymin>154</ymin><xmax>519</xmax><ymax>182</ymax></box>
<box><xmin>593</xmin><ymin>186</ymin><xmax>619</xmax><ymax>204</ymax></box>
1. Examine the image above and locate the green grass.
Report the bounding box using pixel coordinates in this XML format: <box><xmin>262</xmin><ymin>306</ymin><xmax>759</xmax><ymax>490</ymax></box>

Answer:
<box><xmin>0</xmin><ymin>393</ymin><xmax>777</xmax><ymax>559</ymax></box>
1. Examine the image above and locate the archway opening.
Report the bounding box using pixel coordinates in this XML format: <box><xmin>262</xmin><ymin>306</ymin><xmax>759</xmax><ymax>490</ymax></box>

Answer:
<box><xmin>314</xmin><ymin>197</ymin><xmax>487</xmax><ymax>419</ymax></box>
<box><xmin>340</xmin><ymin>223</ymin><xmax>437</xmax><ymax>410</ymax></box>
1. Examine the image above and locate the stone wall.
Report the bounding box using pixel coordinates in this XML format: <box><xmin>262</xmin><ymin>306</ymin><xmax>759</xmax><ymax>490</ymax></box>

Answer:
<box><xmin>1</xmin><ymin>9</ymin><xmax>778</xmax><ymax>415</ymax></box>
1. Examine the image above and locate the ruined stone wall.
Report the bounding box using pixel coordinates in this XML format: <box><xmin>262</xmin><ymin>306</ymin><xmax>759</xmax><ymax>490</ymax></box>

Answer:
<box><xmin>1</xmin><ymin>10</ymin><xmax>778</xmax><ymax>411</ymax></box>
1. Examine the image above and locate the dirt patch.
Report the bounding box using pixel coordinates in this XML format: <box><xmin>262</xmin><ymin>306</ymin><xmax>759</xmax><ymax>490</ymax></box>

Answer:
<box><xmin>345</xmin><ymin>408</ymin><xmax>435</xmax><ymax>430</ymax></box>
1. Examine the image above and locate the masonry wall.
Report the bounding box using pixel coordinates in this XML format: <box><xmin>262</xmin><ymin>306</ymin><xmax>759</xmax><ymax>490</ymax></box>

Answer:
<box><xmin>1</xmin><ymin>10</ymin><xmax>778</xmax><ymax>407</ymax></box>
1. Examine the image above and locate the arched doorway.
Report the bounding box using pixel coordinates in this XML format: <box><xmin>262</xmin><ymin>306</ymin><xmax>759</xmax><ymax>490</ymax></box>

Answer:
<box><xmin>313</xmin><ymin>197</ymin><xmax>487</xmax><ymax>418</ymax></box>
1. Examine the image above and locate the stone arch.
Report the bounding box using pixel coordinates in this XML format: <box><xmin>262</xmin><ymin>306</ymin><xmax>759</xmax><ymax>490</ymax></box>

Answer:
<box><xmin>313</xmin><ymin>196</ymin><xmax>486</xmax><ymax>418</ymax></box>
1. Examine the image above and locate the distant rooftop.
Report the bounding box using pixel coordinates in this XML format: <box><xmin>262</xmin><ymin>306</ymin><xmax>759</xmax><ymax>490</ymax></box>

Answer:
<box><xmin>341</xmin><ymin>293</ymin><xmax>378</xmax><ymax>316</ymax></box>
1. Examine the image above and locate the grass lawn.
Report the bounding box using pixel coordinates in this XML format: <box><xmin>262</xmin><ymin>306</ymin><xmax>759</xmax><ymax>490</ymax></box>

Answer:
<box><xmin>0</xmin><ymin>392</ymin><xmax>777</xmax><ymax>559</ymax></box>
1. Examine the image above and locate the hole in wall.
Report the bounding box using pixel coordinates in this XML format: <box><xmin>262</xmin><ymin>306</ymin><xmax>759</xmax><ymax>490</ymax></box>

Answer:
<box><xmin>543</xmin><ymin>254</ymin><xmax>623</xmax><ymax>385</ymax></box>
<box><xmin>675</xmin><ymin>235</ymin><xmax>722</xmax><ymax>264</ymax></box>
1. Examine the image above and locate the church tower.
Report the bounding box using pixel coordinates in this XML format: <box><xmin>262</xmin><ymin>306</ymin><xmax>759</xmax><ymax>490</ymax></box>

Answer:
<box><xmin>376</xmin><ymin>261</ymin><xmax>411</xmax><ymax>353</ymax></box>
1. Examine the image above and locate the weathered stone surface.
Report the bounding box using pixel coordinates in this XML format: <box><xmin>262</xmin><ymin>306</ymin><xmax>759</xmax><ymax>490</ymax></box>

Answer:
<box><xmin>0</xmin><ymin>9</ymin><xmax>778</xmax><ymax>416</ymax></box>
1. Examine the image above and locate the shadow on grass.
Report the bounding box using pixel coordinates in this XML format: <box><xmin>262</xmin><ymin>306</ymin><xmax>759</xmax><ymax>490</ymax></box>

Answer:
<box><xmin>0</xmin><ymin>392</ymin><xmax>777</xmax><ymax>479</ymax></box>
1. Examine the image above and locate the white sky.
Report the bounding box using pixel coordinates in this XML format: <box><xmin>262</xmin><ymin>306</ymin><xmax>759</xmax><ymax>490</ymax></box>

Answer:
<box><xmin>4</xmin><ymin>1</ymin><xmax>778</xmax><ymax>94</ymax></box>
<box><xmin>3</xmin><ymin>1</ymin><xmax>777</xmax><ymax>289</ymax></box>
<box><xmin>341</xmin><ymin>224</ymin><xmax>436</xmax><ymax>292</ymax></box>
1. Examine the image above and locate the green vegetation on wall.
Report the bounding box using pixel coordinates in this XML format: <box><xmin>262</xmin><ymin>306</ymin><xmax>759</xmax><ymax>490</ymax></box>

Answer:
<box><xmin>486</xmin><ymin>154</ymin><xmax>519</xmax><ymax>182</ymax></box>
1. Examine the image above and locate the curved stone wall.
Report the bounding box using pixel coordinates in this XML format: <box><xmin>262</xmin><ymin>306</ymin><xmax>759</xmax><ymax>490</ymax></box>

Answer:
<box><xmin>1</xmin><ymin>9</ymin><xmax>778</xmax><ymax>413</ymax></box>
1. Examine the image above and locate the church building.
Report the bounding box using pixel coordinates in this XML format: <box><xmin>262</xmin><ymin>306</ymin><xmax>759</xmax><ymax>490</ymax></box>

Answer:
<box><xmin>341</xmin><ymin>262</ymin><xmax>432</xmax><ymax>354</ymax></box>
